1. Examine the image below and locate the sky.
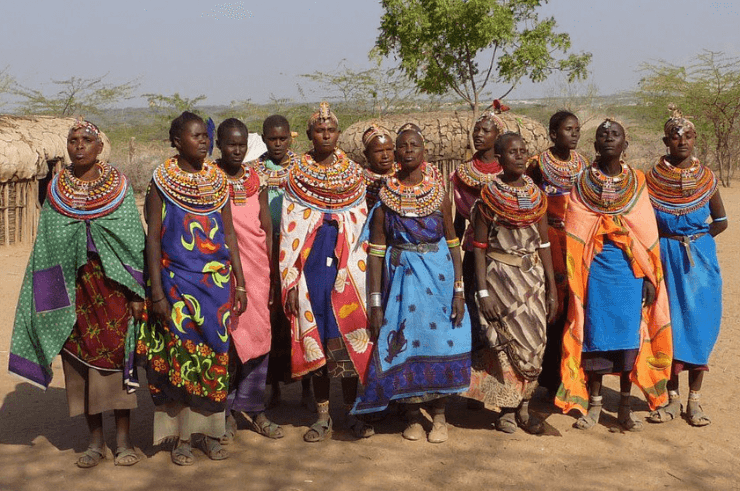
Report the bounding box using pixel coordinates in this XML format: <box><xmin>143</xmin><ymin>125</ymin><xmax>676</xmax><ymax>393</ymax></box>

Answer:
<box><xmin>1</xmin><ymin>0</ymin><xmax>739</xmax><ymax>108</ymax></box>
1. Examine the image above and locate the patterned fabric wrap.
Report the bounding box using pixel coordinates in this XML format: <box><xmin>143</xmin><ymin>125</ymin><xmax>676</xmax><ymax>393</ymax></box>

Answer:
<box><xmin>279</xmin><ymin>186</ymin><xmax>371</xmax><ymax>382</ymax></box>
<box><xmin>463</xmin><ymin>204</ymin><xmax>546</xmax><ymax>408</ymax></box>
<box><xmin>654</xmin><ymin>205</ymin><xmax>722</xmax><ymax>365</ymax></box>
<box><xmin>646</xmin><ymin>157</ymin><xmax>718</xmax><ymax>215</ymax></box>
<box><xmin>9</xmin><ymin>185</ymin><xmax>145</xmax><ymax>390</ymax></box>
<box><xmin>352</xmin><ymin>208</ymin><xmax>471</xmax><ymax>414</ymax></box>
<box><xmin>556</xmin><ymin>170</ymin><xmax>673</xmax><ymax>415</ymax></box>
<box><xmin>137</xmin><ymin>191</ymin><xmax>233</xmax><ymax>413</ymax></box>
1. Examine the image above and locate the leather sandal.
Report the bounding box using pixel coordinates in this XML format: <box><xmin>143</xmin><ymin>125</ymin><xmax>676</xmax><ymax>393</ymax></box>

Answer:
<box><xmin>114</xmin><ymin>447</ymin><xmax>141</xmax><ymax>466</ymax></box>
<box><xmin>303</xmin><ymin>417</ymin><xmax>333</xmax><ymax>443</ymax></box>
<box><xmin>76</xmin><ymin>446</ymin><xmax>105</xmax><ymax>468</ymax></box>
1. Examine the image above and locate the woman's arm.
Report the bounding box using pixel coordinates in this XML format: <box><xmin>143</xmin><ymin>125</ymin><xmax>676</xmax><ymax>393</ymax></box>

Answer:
<box><xmin>258</xmin><ymin>189</ymin><xmax>273</xmax><ymax>263</ymax></box>
<box><xmin>144</xmin><ymin>182</ymin><xmax>170</xmax><ymax>322</ymax></box>
<box><xmin>536</xmin><ymin>215</ymin><xmax>558</xmax><ymax>323</ymax></box>
<box><xmin>221</xmin><ymin>200</ymin><xmax>248</xmax><ymax>315</ymax></box>
<box><xmin>442</xmin><ymin>194</ymin><xmax>465</xmax><ymax>326</ymax></box>
<box><xmin>472</xmin><ymin>206</ymin><xmax>497</xmax><ymax>322</ymax></box>
<box><xmin>367</xmin><ymin>206</ymin><xmax>387</xmax><ymax>338</ymax></box>
<box><xmin>709</xmin><ymin>190</ymin><xmax>728</xmax><ymax>237</ymax></box>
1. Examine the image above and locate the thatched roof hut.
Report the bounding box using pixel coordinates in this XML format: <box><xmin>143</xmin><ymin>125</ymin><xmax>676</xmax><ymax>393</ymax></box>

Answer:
<box><xmin>0</xmin><ymin>115</ymin><xmax>111</xmax><ymax>245</ymax></box>
<box><xmin>337</xmin><ymin>111</ymin><xmax>549</xmax><ymax>166</ymax></box>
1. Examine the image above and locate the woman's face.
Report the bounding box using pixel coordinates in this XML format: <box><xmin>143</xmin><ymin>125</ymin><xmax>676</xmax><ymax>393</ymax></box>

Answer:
<box><xmin>175</xmin><ymin>120</ymin><xmax>209</xmax><ymax>162</ymax></box>
<box><xmin>498</xmin><ymin>137</ymin><xmax>528</xmax><ymax>178</ymax></box>
<box><xmin>217</xmin><ymin>127</ymin><xmax>248</xmax><ymax>170</ymax></box>
<box><xmin>263</xmin><ymin>125</ymin><xmax>291</xmax><ymax>163</ymax></box>
<box><xmin>67</xmin><ymin>128</ymin><xmax>102</xmax><ymax>168</ymax></box>
<box><xmin>664</xmin><ymin>128</ymin><xmax>696</xmax><ymax>161</ymax></box>
<box><xmin>472</xmin><ymin>119</ymin><xmax>499</xmax><ymax>152</ymax></box>
<box><xmin>594</xmin><ymin>122</ymin><xmax>627</xmax><ymax>159</ymax></box>
<box><xmin>364</xmin><ymin>136</ymin><xmax>395</xmax><ymax>174</ymax></box>
<box><xmin>551</xmin><ymin>115</ymin><xmax>580</xmax><ymax>151</ymax></box>
<box><xmin>395</xmin><ymin>131</ymin><xmax>424</xmax><ymax>172</ymax></box>
<box><xmin>307</xmin><ymin>120</ymin><xmax>339</xmax><ymax>154</ymax></box>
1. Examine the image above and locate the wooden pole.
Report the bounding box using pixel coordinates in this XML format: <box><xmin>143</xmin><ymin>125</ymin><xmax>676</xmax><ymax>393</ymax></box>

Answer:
<box><xmin>14</xmin><ymin>182</ymin><xmax>20</xmax><ymax>244</ymax></box>
<box><xmin>3</xmin><ymin>184</ymin><xmax>9</xmax><ymax>246</ymax></box>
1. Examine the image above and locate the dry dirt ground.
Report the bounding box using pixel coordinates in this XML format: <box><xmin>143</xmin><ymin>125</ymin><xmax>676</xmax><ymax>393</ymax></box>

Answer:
<box><xmin>0</xmin><ymin>187</ymin><xmax>739</xmax><ymax>491</ymax></box>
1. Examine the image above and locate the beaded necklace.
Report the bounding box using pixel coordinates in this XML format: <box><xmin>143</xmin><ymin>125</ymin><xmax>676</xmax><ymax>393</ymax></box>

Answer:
<box><xmin>252</xmin><ymin>150</ymin><xmax>300</xmax><ymax>189</ymax></box>
<box><xmin>380</xmin><ymin>163</ymin><xmax>445</xmax><ymax>217</ymax></box>
<box><xmin>364</xmin><ymin>167</ymin><xmax>395</xmax><ymax>208</ymax></box>
<box><xmin>454</xmin><ymin>156</ymin><xmax>501</xmax><ymax>190</ymax></box>
<box><xmin>538</xmin><ymin>149</ymin><xmax>587</xmax><ymax>196</ymax></box>
<box><xmin>646</xmin><ymin>156</ymin><xmax>718</xmax><ymax>215</ymax></box>
<box><xmin>224</xmin><ymin>164</ymin><xmax>260</xmax><ymax>206</ymax></box>
<box><xmin>478</xmin><ymin>175</ymin><xmax>546</xmax><ymax>228</ymax></box>
<box><xmin>48</xmin><ymin>161</ymin><xmax>127</xmax><ymax>219</ymax></box>
<box><xmin>286</xmin><ymin>149</ymin><xmax>365</xmax><ymax>211</ymax></box>
<box><xmin>153</xmin><ymin>157</ymin><xmax>229</xmax><ymax>214</ymax></box>
<box><xmin>576</xmin><ymin>162</ymin><xmax>639</xmax><ymax>215</ymax></box>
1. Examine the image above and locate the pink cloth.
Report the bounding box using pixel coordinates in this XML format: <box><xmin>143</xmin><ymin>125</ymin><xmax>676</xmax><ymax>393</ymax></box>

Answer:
<box><xmin>230</xmin><ymin>193</ymin><xmax>271</xmax><ymax>362</ymax></box>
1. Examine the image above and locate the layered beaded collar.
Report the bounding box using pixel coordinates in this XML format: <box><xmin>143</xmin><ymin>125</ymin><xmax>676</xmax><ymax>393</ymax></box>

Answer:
<box><xmin>478</xmin><ymin>175</ymin><xmax>546</xmax><ymax>228</ymax></box>
<box><xmin>577</xmin><ymin>162</ymin><xmax>639</xmax><ymax>215</ymax></box>
<box><xmin>153</xmin><ymin>157</ymin><xmax>229</xmax><ymax>214</ymax></box>
<box><xmin>380</xmin><ymin>163</ymin><xmax>445</xmax><ymax>217</ymax></box>
<box><xmin>646</xmin><ymin>156</ymin><xmax>717</xmax><ymax>215</ymax></box>
<box><xmin>252</xmin><ymin>150</ymin><xmax>300</xmax><ymax>189</ymax></box>
<box><xmin>454</xmin><ymin>155</ymin><xmax>501</xmax><ymax>190</ymax></box>
<box><xmin>538</xmin><ymin>148</ymin><xmax>587</xmax><ymax>196</ymax></box>
<box><xmin>224</xmin><ymin>164</ymin><xmax>260</xmax><ymax>206</ymax></box>
<box><xmin>286</xmin><ymin>149</ymin><xmax>365</xmax><ymax>211</ymax></box>
<box><xmin>48</xmin><ymin>162</ymin><xmax>127</xmax><ymax>219</ymax></box>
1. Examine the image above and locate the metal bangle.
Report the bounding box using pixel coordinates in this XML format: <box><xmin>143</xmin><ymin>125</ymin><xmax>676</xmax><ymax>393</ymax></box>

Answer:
<box><xmin>234</xmin><ymin>286</ymin><xmax>247</xmax><ymax>293</ymax></box>
<box><xmin>476</xmin><ymin>290</ymin><xmax>490</xmax><ymax>299</ymax></box>
<box><xmin>369</xmin><ymin>292</ymin><xmax>382</xmax><ymax>308</ymax></box>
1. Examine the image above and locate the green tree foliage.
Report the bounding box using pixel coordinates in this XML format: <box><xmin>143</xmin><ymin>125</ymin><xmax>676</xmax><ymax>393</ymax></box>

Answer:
<box><xmin>14</xmin><ymin>74</ymin><xmax>138</xmax><ymax>117</ymax></box>
<box><xmin>639</xmin><ymin>51</ymin><xmax>740</xmax><ymax>186</ymax></box>
<box><xmin>375</xmin><ymin>0</ymin><xmax>591</xmax><ymax>129</ymax></box>
<box><xmin>143</xmin><ymin>92</ymin><xmax>207</xmax><ymax>123</ymax></box>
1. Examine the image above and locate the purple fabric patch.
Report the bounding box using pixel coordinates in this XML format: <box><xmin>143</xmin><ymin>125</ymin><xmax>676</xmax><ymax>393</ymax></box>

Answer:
<box><xmin>33</xmin><ymin>265</ymin><xmax>71</xmax><ymax>312</ymax></box>
<box><xmin>86</xmin><ymin>224</ymin><xmax>98</xmax><ymax>254</ymax></box>
<box><xmin>8</xmin><ymin>353</ymin><xmax>52</xmax><ymax>388</ymax></box>
<box><xmin>123</xmin><ymin>264</ymin><xmax>145</xmax><ymax>287</ymax></box>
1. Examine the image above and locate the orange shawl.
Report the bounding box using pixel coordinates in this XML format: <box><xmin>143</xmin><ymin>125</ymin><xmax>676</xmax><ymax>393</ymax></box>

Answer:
<box><xmin>556</xmin><ymin>170</ymin><xmax>672</xmax><ymax>415</ymax></box>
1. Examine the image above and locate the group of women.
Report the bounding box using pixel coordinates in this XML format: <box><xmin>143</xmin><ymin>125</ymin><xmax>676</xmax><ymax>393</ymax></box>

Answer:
<box><xmin>8</xmin><ymin>101</ymin><xmax>726</xmax><ymax>468</ymax></box>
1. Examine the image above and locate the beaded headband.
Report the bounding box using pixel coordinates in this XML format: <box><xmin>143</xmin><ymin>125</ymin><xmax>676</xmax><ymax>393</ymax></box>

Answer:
<box><xmin>597</xmin><ymin>118</ymin><xmax>628</xmax><ymax>140</ymax></box>
<box><xmin>664</xmin><ymin>103</ymin><xmax>695</xmax><ymax>137</ymax></box>
<box><xmin>476</xmin><ymin>100</ymin><xmax>507</xmax><ymax>133</ymax></box>
<box><xmin>397</xmin><ymin>123</ymin><xmax>424</xmax><ymax>141</ymax></box>
<box><xmin>362</xmin><ymin>124</ymin><xmax>394</xmax><ymax>148</ymax></box>
<box><xmin>69</xmin><ymin>120</ymin><xmax>101</xmax><ymax>141</ymax></box>
<box><xmin>307</xmin><ymin>101</ymin><xmax>338</xmax><ymax>130</ymax></box>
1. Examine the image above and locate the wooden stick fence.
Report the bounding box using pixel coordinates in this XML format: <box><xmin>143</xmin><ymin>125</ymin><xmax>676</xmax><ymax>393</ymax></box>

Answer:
<box><xmin>0</xmin><ymin>180</ymin><xmax>40</xmax><ymax>246</ymax></box>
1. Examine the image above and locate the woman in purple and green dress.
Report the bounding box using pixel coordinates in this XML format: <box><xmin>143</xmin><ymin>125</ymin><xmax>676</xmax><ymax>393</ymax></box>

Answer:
<box><xmin>138</xmin><ymin>111</ymin><xmax>247</xmax><ymax>466</ymax></box>
<box><xmin>9</xmin><ymin>121</ymin><xmax>145</xmax><ymax>468</ymax></box>
<box><xmin>646</xmin><ymin>107</ymin><xmax>727</xmax><ymax>427</ymax></box>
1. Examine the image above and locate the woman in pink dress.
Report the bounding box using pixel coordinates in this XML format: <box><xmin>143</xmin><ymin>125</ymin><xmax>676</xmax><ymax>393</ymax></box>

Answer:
<box><xmin>216</xmin><ymin>118</ymin><xmax>283</xmax><ymax>441</ymax></box>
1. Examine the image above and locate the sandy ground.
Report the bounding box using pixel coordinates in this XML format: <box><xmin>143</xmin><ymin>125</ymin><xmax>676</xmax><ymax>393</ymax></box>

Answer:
<box><xmin>0</xmin><ymin>188</ymin><xmax>739</xmax><ymax>491</ymax></box>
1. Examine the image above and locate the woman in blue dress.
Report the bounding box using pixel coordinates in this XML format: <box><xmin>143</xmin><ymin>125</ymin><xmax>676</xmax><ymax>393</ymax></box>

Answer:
<box><xmin>646</xmin><ymin>106</ymin><xmax>727</xmax><ymax>427</ymax></box>
<box><xmin>354</xmin><ymin>124</ymin><xmax>471</xmax><ymax>444</ymax></box>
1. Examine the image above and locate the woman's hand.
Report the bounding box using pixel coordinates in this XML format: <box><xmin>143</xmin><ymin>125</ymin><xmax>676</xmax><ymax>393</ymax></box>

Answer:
<box><xmin>546</xmin><ymin>288</ymin><xmax>558</xmax><ymax>324</ymax></box>
<box><xmin>369</xmin><ymin>306</ymin><xmax>384</xmax><ymax>339</ymax></box>
<box><xmin>478</xmin><ymin>295</ymin><xmax>499</xmax><ymax>323</ymax></box>
<box><xmin>285</xmin><ymin>287</ymin><xmax>299</xmax><ymax>317</ymax></box>
<box><xmin>129</xmin><ymin>300</ymin><xmax>145</xmax><ymax>322</ymax></box>
<box><xmin>451</xmin><ymin>295</ymin><xmax>466</xmax><ymax>326</ymax></box>
<box><xmin>234</xmin><ymin>290</ymin><xmax>248</xmax><ymax>316</ymax></box>
<box><xmin>151</xmin><ymin>296</ymin><xmax>171</xmax><ymax>323</ymax></box>
<box><xmin>642</xmin><ymin>279</ymin><xmax>656</xmax><ymax>307</ymax></box>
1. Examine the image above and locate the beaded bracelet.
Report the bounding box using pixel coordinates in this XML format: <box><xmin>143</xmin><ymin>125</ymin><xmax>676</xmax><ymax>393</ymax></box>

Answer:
<box><xmin>471</xmin><ymin>240</ymin><xmax>488</xmax><ymax>249</ymax></box>
<box><xmin>446</xmin><ymin>238</ymin><xmax>461</xmax><ymax>249</ymax></box>
<box><xmin>538</xmin><ymin>242</ymin><xmax>551</xmax><ymax>249</ymax></box>
<box><xmin>368</xmin><ymin>242</ymin><xmax>387</xmax><ymax>257</ymax></box>
<box><xmin>714</xmin><ymin>216</ymin><xmax>728</xmax><ymax>222</ymax></box>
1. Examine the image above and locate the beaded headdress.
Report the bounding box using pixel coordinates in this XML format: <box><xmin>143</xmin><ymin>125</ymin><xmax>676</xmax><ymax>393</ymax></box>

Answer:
<box><xmin>69</xmin><ymin>119</ymin><xmax>101</xmax><ymax>141</ymax></box>
<box><xmin>476</xmin><ymin>100</ymin><xmax>507</xmax><ymax>133</ymax></box>
<box><xmin>664</xmin><ymin>103</ymin><xmax>695</xmax><ymax>137</ymax></box>
<box><xmin>307</xmin><ymin>101</ymin><xmax>339</xmax><ymax>130</ymax></box>
<box><xmin>362</xmin><ymin>124</ymin><xmax>393</xmax><ymax>149</ymax></box>
<box><xmin>397</xmin><ymin>123</ymin><xmax>424</xmax><ymax>141</ymax></box>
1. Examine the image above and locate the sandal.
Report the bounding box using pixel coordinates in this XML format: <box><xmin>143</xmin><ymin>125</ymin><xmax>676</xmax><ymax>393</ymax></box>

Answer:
<box><xmin>402</xmin><ymin>422</ymin><xmax>425</xmax><ymax>441</ymax></box>
<box><xmin>303</xmin><ymin>417</ymin><xmax>333</xmax><ymax>443</ymax></box>
<box><xmin>427</xmin><ymin>422</ymin><xmax>448</xmax><ymax>443</ymax></box>
<box><xmin>250</xmin><ymin>415</ymin><xmax>285</xmax><ymax>439</ymax></box>
<box><xmin>347</xmin><ymin>416</ymin><xmax>375</xmax><ymax>439</ymax></box>
<box><xmin>202</xmin><ymin>436</ymin><xmax>229</xmax><ymax>461</ymax></box>
<box><xmin>574</xmin><ymin>395</ymin><xmax>603</xmax><ymax>430</ymax></box>
<box><xmin>687</xmin><ymin>392</ymin><xmax>711</xmax><ymax>427</ymax></box>
<box><xmin>219</xmin><ymin>413</ymin><xmax>238</xmax><ymax>445</ymax></box>
<box><xmin>495</xmin><ymin>411</ymin><xmax>517</xmax><ymax>434</ymax></box>
<box><xmin>647</xmin><ymin>391</ymin><xmax>680</xmax><ymax>423</ymax></box>
<box><xmin>617</xmin><ymin>405</ymin><xmax>644</xmax><ymax>432</ymax></box>
<box><xmin>76</xmin><ymin>446</ymin><xmax>105</xmax><ymax>468</ymax></box>
<box><xmin>516</xmin><ymin>411</ymin><xmax>544</xmax><ymax>435</ymax></box>
<box><xmin>171</xmin><ymin>439</ymin><xmax>194</xmax><ymax>466</ymax></box>
<box><xmin>114</xmin><ymin>447</ymin><xmax>141</xmax><ymax>467</ymax></box>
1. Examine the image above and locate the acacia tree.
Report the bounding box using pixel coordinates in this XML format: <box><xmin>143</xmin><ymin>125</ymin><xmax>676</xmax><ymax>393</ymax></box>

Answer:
<box><xmin>142</xmin><ymin>92</ymin><xmax>207</xmax><ymax>122</ymax></box>
<box><xmin>14</xmin><ymin>74</ymin><xmax>138</xmax><ymax>116</ymax></box>
<box><xmin>376</xmin><ymin>0</ymin><xmax>591</xmax><ymax>145</ymax></box>
<box><xmin>639</xmin><ymin>51</ymin><xmax>740</xmax><ymax>187</ymax></box>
